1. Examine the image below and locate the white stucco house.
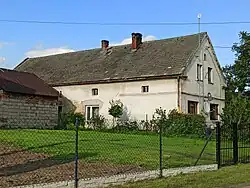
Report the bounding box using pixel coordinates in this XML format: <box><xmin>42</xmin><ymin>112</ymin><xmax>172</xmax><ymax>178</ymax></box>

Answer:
<box><xmin>15</xmin><ymin>32</ymin><xmax>225</xmax><ymax>123</ymax></box>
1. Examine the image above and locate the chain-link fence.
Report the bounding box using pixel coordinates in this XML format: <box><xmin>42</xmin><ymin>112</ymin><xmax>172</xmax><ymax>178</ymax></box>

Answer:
<box><xmin>0</xmin><ymin>118</ymin><xmax>217</xmax><ymax>187</ymax></box>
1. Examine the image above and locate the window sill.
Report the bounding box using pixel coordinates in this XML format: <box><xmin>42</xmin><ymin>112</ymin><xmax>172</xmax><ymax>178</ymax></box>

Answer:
<box><xmin>208</xmin><ymin>82</ymin><xmax>214</xmax><ymax>85</ymax></box>
<box><xmin>196</xmin><ymin>79</ymin><xmax>203</xmax><ymax>82</ymax></box>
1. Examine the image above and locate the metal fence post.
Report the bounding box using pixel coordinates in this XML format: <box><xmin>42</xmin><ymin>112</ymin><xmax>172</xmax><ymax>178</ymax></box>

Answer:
<box><xmin>159</xmin><ymin>124</ymin><xmax>163</xmax><ymax>178</ymax></box>
<box><xmin>233</xmin><ymin>123</ymin><xmax>238</xmax><ymax>164</ymax></box>
<box><xmin>216</xmin><ymin>122</ymin><xmax>221</xmax><ymax>169</ymax></box>
<box><xmin>74</xmin><ymin>117</ymin><xmax>79</xmax><ymax>188</ymax></box>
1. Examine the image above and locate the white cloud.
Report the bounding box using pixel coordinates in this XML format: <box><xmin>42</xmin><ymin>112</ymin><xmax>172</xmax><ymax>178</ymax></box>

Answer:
<box><xmin>0</xmin><ymin>57</ymin><xmax>6</xmax><ymax>63</ymax></box>
<box><xmin>25</xmin><ymin>46</ymin><xmax>75</xmax><ymax>58</ymax></box>
<box><xmin>110</xmin><ymin>35</ymin><xmax>156</xmax><ymax>46</ymax></box>
<box><xmin>0</xmin><ymin>42</ymin><xmax>13</xmax><ymax>49</ymax></box>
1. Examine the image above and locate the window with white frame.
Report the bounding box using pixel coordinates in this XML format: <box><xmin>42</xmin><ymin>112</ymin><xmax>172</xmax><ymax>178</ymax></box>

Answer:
<box><xmin>85</xmin><ymin>105</ymin><xmax>99</xmax><ymax>121</ymax></box>
<box><xmin>141</xmin><ymin>85</ymin><xmax>149</xmax><ymax>93</ymax></box>
<box><xmin>197</xmin><ymin>64</ymin><xmax>203</xmax><ymax>81</ymax></box>
<box><xmin>208</xmin><ymin>67</ymin><xmax>213</xmax><ymax>84</ymax></box>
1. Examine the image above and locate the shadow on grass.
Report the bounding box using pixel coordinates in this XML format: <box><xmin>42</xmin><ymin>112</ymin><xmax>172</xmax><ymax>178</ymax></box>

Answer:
<box><xmin>0</xmin><ymin>152</ymin><xmax>98</xmax><ymax>177</ymax></box>
<box><xmin>0</xmin><ymin>139</ymin><xmax>91</xmax><ymax>157</ymax></box>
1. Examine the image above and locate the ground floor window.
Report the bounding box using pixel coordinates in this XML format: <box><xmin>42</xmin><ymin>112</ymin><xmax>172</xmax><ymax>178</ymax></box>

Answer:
<box><xmin>188</xmin><ymin>101</ymin><xmax>198</xmax><ymax>114</ymax></box>
<box><xmin>210</xmin><ymin>103</ymin><xmax>219</xmax><ymax>120</ymax></box>
<box><xmin>85</xmin><ymin>105</ymin><xmax>99</xmax><ymax>121</ymax></box>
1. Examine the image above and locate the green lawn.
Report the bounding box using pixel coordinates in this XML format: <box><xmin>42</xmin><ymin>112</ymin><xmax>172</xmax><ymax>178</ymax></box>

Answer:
<box><xmin>113</xmin><ymin>164</ymin><xmax>250</xmax><ymax>188</ymax></box>
<box><xmin>0</xmin><ymin>129</ymin><xmax>216</xmax><ymax>169</ymax></box>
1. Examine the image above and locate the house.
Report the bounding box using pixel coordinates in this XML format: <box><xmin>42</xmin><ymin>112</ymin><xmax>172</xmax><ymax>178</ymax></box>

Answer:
<box><xmin>0</xmin><ymin>68</ymin><xmax>59</xmax><ymax>128</ymax></box>
<box><xmin>15</xmin><ymin>32</ymin><xmax>226</xmax><ymax>123</ymax></box>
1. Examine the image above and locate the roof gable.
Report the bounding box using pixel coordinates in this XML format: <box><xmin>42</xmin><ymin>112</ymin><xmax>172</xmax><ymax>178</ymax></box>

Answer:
<box><xmin>15</xmin><ymin>32</ymin><xmax>207</xmax><ymax>86</ymax></box>
<box><xmin>0</xmin><ymin>68</ymin><xmax>59</xmax><ymax>97</ymax></box>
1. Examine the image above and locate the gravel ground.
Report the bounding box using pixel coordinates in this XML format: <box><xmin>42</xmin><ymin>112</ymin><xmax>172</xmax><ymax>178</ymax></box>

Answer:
<box><xmin>0</xmin><ymin>145</ymin><xmax>145</xmax><ymax>187</ymax></box>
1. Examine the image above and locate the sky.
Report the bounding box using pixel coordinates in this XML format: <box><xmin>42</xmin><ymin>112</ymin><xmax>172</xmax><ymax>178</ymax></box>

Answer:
<box><xmin>0</xmin><ymin>0</ymin><xmax>250</xmax><ymax>69</ymax></box>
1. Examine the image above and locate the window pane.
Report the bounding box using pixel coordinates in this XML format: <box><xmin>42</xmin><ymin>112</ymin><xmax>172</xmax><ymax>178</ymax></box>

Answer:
<box><xmin>87</xmin><ymin>106</ymin><xmax>91</xmax><ymax>120</ymax></box>
<box><xmin>92</xmin><ymin>107</ymin><xmax>99</xmax><ymax>118</ymax></box>
<box><xmin>208</xmin><ymin>67</ymin><xmax>212</xmax><ymax>83</ymax></box>
<box><xmin>188</xmin><ymin>101</ymin><xmax>198</xmax><ymax>114</ymax></box>
<box><xmin>142</xmin><ymin>86</ymin><xmax>149</xmax><ymax>93</ymax></box>
<box><xmin>210</xmin><ymin>104</ymin><xmax>218</xmax><ymax>120</ymax></box>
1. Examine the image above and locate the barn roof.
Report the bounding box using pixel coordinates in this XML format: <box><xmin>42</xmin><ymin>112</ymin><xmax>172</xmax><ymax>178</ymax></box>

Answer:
<box><xmin>0</xmin><ymin>68</ymin><xmax>59</xmax><ymax>97</ymax></box>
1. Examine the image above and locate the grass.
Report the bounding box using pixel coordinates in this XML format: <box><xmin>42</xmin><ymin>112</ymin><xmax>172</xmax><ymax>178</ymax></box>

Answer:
<box><xmin>0</xmin><ymin>129</ymin><xmax>216</xmax><ymax>169</ymax></box>
<box><xmin>113</xmin><ymin>164</ymin><xmax>250</xmax><ymax>188</ymax></box>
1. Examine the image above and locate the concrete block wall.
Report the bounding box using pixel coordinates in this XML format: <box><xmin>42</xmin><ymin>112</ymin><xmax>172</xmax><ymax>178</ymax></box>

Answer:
<box><xmin>0</xmin><ymin>91</ymin><xmax>58</xmax><ymax>129</ymax></box>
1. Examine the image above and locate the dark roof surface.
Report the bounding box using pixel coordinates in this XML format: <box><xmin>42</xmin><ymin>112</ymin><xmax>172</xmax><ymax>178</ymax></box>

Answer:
<box><xmin>15</xmin><ymin>32</ymin><xmax>207</xmax><ymax>86</ymax></box>
<box><xmin>0</xmin><ymin>69</ymin><xmax>59</xmax><ymax>97</ymax></box>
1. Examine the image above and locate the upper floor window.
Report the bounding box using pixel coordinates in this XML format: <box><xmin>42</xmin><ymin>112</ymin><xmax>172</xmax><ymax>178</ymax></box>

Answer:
<box><xmin>208</xmin><ymin>67</ymin><xmax>213</xmax><ymax>84</ymax></box>
<box><xmin>92</xmin><ymin>88</ymin><xmax>98</xmax><ymax>96</ymax></box>
<box><xmin>197</xmin><ymin>64</ymin><xmax>203</xmax><ymax>81</ymax></box>
<box><xmin>203</xmin><ymin>53</ymin><xmax>207</xmax><ymax>61</ymax></box>
<box><xmin>141</xmin><ymin>86</ymin><xmax>149</xmax><ymax>93</ymax></box>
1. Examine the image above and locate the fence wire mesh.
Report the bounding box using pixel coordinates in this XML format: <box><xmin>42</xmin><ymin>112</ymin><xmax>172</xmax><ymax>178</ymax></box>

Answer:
<box><xmin>0</xmin><ymin>119</ymin><xmax>217</xmax><ymax>187</ymax></box>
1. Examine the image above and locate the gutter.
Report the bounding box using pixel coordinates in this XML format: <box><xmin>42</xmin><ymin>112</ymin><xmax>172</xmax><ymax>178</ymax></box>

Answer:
<box><xmin>50</xmin><ymin>74</ymin><xmax>187</xmax><ymax>87</ymax></box>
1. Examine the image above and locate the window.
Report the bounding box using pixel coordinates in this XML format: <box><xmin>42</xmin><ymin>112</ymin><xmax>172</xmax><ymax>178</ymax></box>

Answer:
<box><xmin>188</xmin><ymin>101</ymin><xmax>198</xmax><ymax>114</ymax></box>
<box><xmin>197</xmin><ymin>64</ymin><xmax>203</xmax><ymax>81</ymax></box>
<box><xmin>203</xmin><ymin>53</ymin><xmax>207</xmax><ymax>61</ymax></box>
<box><xmin>85</xmin><ymin>106</ymin><xmax>99</xmax><ymax>121</ymax></box>
<box><xmin>92</xmin><ymin>88</ymin><xmax>98</xmax><ymax>96</ymax></box>
<box><xmin>142</xmin><ymin>86</ymin><xmax>149</xmax><ymax>93</ymax></box>
<box><xmin>208</xmin><ymin>67</ymin><xmax>213</xmax><ymax>84</ymax></box>
<box><xmin>210</xmin><ymin>104</ymin><xmax>218</xmax><ymax>120</ymax></box>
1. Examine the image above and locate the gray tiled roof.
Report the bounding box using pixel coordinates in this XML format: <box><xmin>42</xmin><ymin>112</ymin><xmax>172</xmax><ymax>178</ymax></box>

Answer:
<box><xmin>15</xmin><ymin>32</ymin><xmax>207</xmax><ymax>86</ymax></box>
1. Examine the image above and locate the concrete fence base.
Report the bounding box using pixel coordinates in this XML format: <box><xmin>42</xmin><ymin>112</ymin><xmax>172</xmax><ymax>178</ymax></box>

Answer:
<box><xmin>13</xmin><ymin>164</ymin><xmax>218</xmax><ymax>188</ymax></box>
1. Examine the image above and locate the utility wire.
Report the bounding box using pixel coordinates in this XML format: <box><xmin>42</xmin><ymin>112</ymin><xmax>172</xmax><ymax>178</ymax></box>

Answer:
<box><xmin>1</xmin><ymin>19</ymin><xmax>250</xmax><ymax>26</ymax></box>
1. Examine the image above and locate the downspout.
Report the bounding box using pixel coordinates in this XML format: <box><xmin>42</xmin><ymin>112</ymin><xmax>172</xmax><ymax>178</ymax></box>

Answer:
<box><xmin>177</xmin><ymin>76</ymin><xmax>181</xmax><ymax>113</ymax></box>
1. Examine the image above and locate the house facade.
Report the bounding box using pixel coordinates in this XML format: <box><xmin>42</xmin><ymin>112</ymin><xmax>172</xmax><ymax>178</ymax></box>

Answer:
<box><xmin>15</xmin><ymin>32</ymin><xmax>225</xmax><ymax>123</ymax></box>
<box><xmin>0</xmin><ymin>69</ymin><xmax>59</xmax><ymax>129</ymax></box>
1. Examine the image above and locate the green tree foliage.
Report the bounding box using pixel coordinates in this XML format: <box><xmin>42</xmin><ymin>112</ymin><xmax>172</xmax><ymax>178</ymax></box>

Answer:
<box><xmin>222</xmin><ymin>31</ymin><xmax>250</xmax><ymax>130</ymax></box>
<box><xmin>224</xmin><ymin>31</ymin><xmax>250</xmax><ymax>95</ymax></box>
<box><xmin>108</xmin><ymin>99</ymin><xmax>124</xmax><ymax>119</ymax></box>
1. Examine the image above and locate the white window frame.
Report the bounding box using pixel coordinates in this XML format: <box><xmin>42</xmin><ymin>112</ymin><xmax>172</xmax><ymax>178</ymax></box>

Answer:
<box><xmin>85</xmin><ymin>105</ymin><xmax>99</xmax><ymax>121</ymax></box>
<box><xmin>208</xmin><ymin>67</ymin><xmax>213</xmax><ymax>84</ymax></box>
<box><xmin>197</xmin><ymin>64</ymin><xmax>203</xmax><ymax>81</ymax></box>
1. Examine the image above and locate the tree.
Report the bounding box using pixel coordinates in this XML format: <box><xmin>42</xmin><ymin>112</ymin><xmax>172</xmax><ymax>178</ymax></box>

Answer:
<box><xmin>108</xmin><ymin>99</ymin><xmax>124</xmax><ymax>126</ymax></box>
<box><xmin>230</xmin><ymin>31</ymin><xmax>250</xmax><ymax>94</ymax></box>
<box><xmin>221</xmin><ymin>31</ymin><xmax>250</xmax><ymax>130</ymax></box>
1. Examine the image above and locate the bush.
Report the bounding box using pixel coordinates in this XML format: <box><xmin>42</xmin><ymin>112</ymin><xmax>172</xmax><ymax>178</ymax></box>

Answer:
<box><xmin>87</xmin><ymin>115</ymin><xmax>107</xmax><ymax>130</ymax></box>
<box><xmin>112</xmin><ymin>119</ymin><xmax>140</xmax><ymax>133</ymax></box>
<box><xmin>152</xmin><ymin>108</ymin><xmax>206</xmax><ymax>138</ymax></box>
<box><xmin>167</xmin><ymin>109</ymin><xmax>206</xmax><ymax>138</ymax></box>
<box><xmin>57</xmin><ymin>111</ymin><xmax>85</xmax><ymax>130</ymax></box>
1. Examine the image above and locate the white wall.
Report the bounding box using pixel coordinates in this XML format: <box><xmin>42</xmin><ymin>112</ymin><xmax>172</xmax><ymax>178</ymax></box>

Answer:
<box><xmin>55</xmin><ymin>79</ymin><xmax>178</xmax><ymax>121</ymax></box>
<box><xmin>181</xmin><ymin>37</ymin><xmax>226</xmax><ymax>121</ymax></box>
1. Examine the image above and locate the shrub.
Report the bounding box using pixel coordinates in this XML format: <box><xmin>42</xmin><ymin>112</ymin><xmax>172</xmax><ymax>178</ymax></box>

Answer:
<box><xmin>112</xmin><ymin>119</ymin><xmax>140</xmax><ymax>133</ymax></box>
<box><xmin>167</xmin><ymin>109</ymin><xmax>206</xmax><ymax>138</ymax></box>
<box><xmin>87</xmin><ymin>115</ymin><xmax>107</xmax><ymax>130</ymax></box>
<box><xmin>151</xmin><ymin>108</ymin><xmax>206</xmax><ymax>138</ymax></box>
<box><xmin>57</xmin><ymin>111</ymin><xmax>85</xmax><ymax>130</ymax></box>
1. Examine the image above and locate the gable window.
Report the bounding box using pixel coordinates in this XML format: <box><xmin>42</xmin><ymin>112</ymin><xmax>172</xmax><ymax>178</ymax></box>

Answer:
<box><xmin>197</xmin><ymin>64</ymin><xmax>203</xmax><ymax>81</ymax></box>
<box><xmin>210</xmin><ymin>104</ymin><xmax>218</xmax><ymax>120</ymax></box>
<box><xmin>203</xmin><ymin>53</ymin><xmax>207</xmax><ymax>61</ymax></box>
<box><xmin>142</xmin><ymin>86</ymin><xmax>149</xmax><ymax>93</ymax></box>
<box><xmin>92</xmin><ymin>88</ymin><xmax>98</xmax><ymax>96</ymax></box>
<box><xmin>188</xmin><ymin>101</ymin><xmax>198</xmax><ymax>114</ymax></box>
<box><xmin>208</xmin><ymin>67</ymin><xmax>213</xmax><ymax>84</ymax></box>
<box><xmin>85</xmin><ymin>106</ymin><xmax>99</xmax><ymax>121</ymax></box>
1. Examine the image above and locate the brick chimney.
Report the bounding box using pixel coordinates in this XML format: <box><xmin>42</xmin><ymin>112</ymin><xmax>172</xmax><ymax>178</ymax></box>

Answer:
<box><xmin>132</xmin><ymin>33</ymin><xmax>142</xmax><ymax>49</ymax></box>
<box><xmin>101</xmin><ymin>40</ymin><xmax>109</xmax><ymax>49</ymax></box>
